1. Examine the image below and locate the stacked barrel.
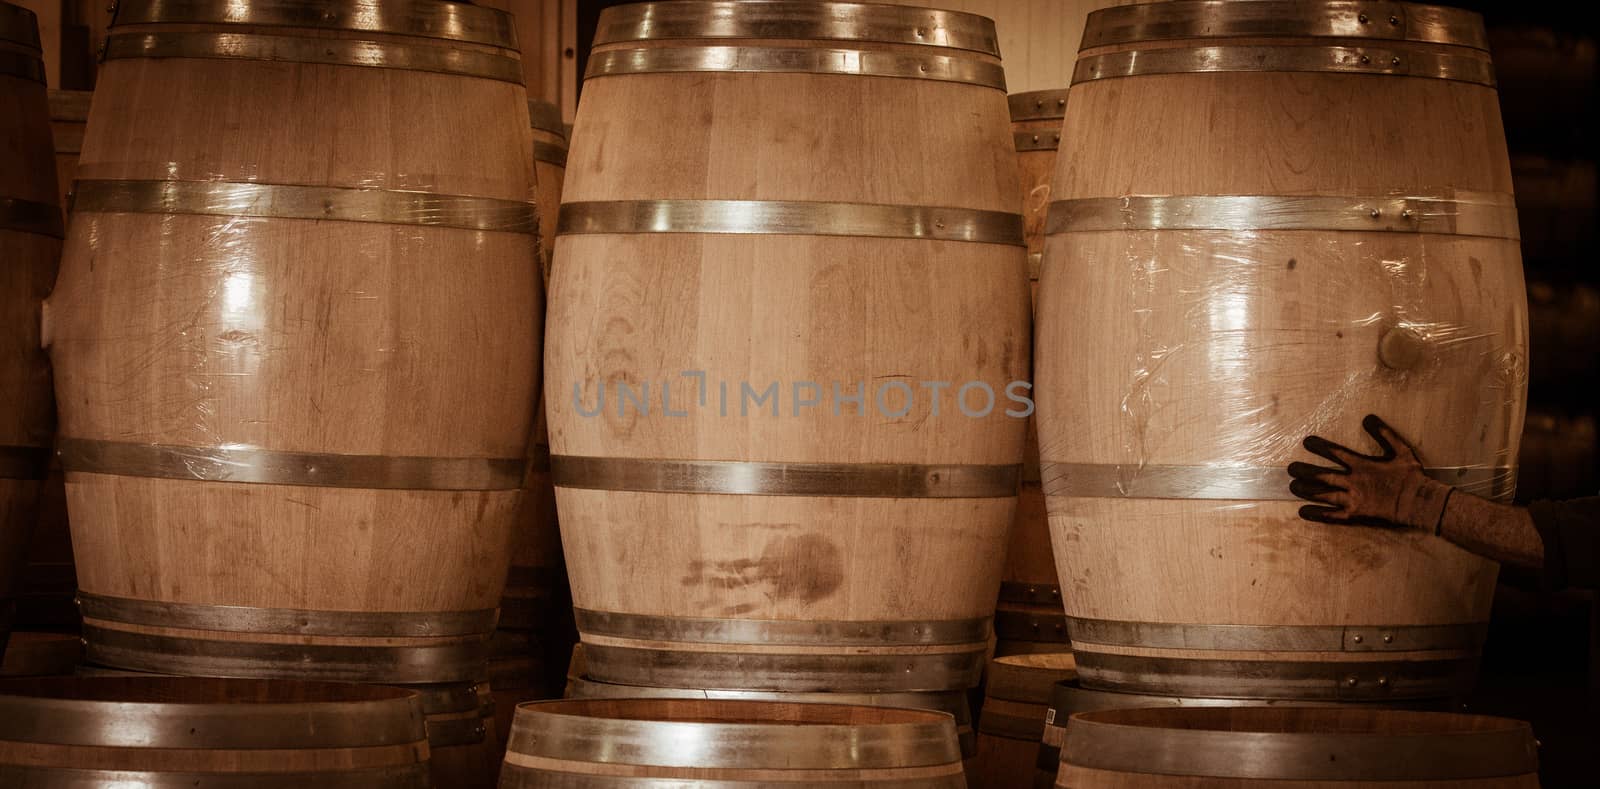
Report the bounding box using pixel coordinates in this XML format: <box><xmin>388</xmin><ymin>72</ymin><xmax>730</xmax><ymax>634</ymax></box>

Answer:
<box><xmin>1033</xmin><ymin>0</ymin><xmax>1531</xmax><ymax>784</ymax></box>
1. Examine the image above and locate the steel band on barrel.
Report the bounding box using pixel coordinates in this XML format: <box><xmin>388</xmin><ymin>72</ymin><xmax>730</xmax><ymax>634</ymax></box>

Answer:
<box><xmin>1074</xmin><ymin>652</ymin><xmax>1479</xmax><ymax>701</ymax></box>
<box><xmin>581</xmin><ymin>643</ymin><xmax>985</xmax><ymax>693</ymax></box>
<box><xmin>1062</xmin><ymin>710</ymin><xmax>1536</xmax><ymax>781</ymax></box>
<box><xmin>111</xmin><ymin>0</ymin><xmax>519</xmax><ymax>49</ymax></box>
<box><xmin>1047</xmin><ymin>193</ymin><xmax>1519</xmax><ymax>238</ymax></box>
<box><xmin>0</xmin><ymin>49</ymin><xmax>43</xmax><ymax>83</ymax></box>
<box><xmin>103</xmin><ymin>32</ymin><xmax>525</xmax><ymax>84</ymax></box>
<box><xmin>77</xmin><ymin>592</ymin><xmax>499</xmax><ymax>638</ymax></box>
<box><xmin>586</xmin><ymin>46</ymin><xmax>1007</xmax><ymax>90</ymax></box>
<box><xmin>998</xmin><ymin>581</ymin><xmax>1062</xmax><ymax>606</ymax></box>
<box><xmin>594</xmin><ymin>1</ymin><xmax>1000</xmax><ymax>55</ymax></box>
<box><xmin>1073</xmin><ymin>46</ymin><xmax>1495</xmax><ymax>87</ymax></box>
<box><xmin>82</xmin><ymin>625</ymin><xmax>490</xmax><ymax>684</ymax></box>
<box><xmin>532</xmin><ymin>140</ymin><xmax>568</xmax><ymax>167</ymax></box>
<box><xmin>560</xmin><ymin>200</ymin><xmax>1023</xmax><ymax>245</ymax></box>
<box><xmin>1082</xmin><ymin>1</ymin><xmax>1489</xmax><ymax>50</ymax></box>
<box><xmin>576</xmin><ymin>609</ymin><xmax>989</xmax><ymax>646</ymax></box>
<box><xmin>0</xmin><ymin>765</ymin><xmax>432</xmax><ymax>788</ymax></box>
<box><xmin>498</xmin><ymin>764</ymin><xmax>966</xmax><ymax>789</ymax></box>
<box><xmin>1041</xmin><ymin>462</ymin><xmax>1516</xmax><ymax>502</ymax></box>
<box><xmin>994</xmin><ymin>610</ymin><xmax>1071</xmax><ymax>643</ymax></box>
<box><xmin>528</xmin><ymin>100</ymin><xmax>566</xmax><ymax>137</ymax></box>
<box><xmin>553</xmin><ymin>457</ymin><xmax>1020</xmax><ymax>498</ymax></box>
<box><xmin>1013</xmin><ymin>129</ymin><xmax>1060</xmax><ymax>152</ymax></box>
<box><xmin>0</xmin><ymin>445</ymin><xmax>51</xmax><ymax>481</ymax></box>
<box><xmin>1065</xmin><ymin>617</ymin><xmax>1487</xmax><ymax>653</ymax></box>
<box><xmin>1007</xmin><ymin>88</ymin><xmax>1069</xmax><ymax>122</ymax></box>
<box><xmin>0</xmin><ymin>196</ymin><xmax>64</xmax><ymax>238</ymax></box>
<box><xmin>58</xmin><ymin>438</ymin><xmax>525</xmax><ymax>491</ymax></box>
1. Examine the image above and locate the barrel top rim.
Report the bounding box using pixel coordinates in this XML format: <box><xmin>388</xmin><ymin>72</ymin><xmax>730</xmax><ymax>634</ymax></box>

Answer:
<box><xmin>109</xmin><ymin>0</ymin><xmax>521</xmax><ymax>51</ymax></box>
<box><xmin>0</xmin><ymin>1</ymin><xmax>42</xmax><ymax>51</ymax></box>
<box><xmin>528</xmin><ymin>99</ymin><xmax>568</xmax><ymax>139</ymax></box>
<box><xmin>594</xmin><ymin>1</ymin><xmax>1002</xmax><ymax>57</ymax></box>
<box><xmin>1082</xmin><ymin>1</ymin><xmax>1489</xmax><ymax>52</ymax></box>
<box><xmin>48</xmin><ymin>89</ymin><xmax>92</xmax><ymax>120</ymax></box>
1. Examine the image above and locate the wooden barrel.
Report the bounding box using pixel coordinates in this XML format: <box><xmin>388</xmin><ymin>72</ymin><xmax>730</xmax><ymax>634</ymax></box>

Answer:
<box><xmin>501</xmin><ymin>698</ymin><xmax>968</xmax><ymax>787</ymax></box>
<box><xmin>0</xmin><ymin>0</ymin><xmax>61</xmax><ymax>657</ymax></box>
<box><xmin>1037</xmin><ymin>1</ymin><xmax>1526</xmax><ymax>701</ymax></box>
<box><xmin>411</xmin><ymin>681</ymin><xmax>500</xmax><ymax>789</ymax></box>
<box><xmin>46</xmin><ymin>89</ymin><xmax>89</xmax><ymax>215</ymax></box>
<box><xmin>971</xmin><ymin>653</ymin><xmax>1076</xmax><ymax>789</ymax></box>
<box><xmin>565</xmin><ymin>674</ymin><xmax>978</xmax><ymax>760</ymax></box>
<box><xmin>0</xmin><ymin>631</ymin><xmax>81</xmax><ymax>676</ymax></box>
<box><xmin>548</xmin><ymin>0</ymin><xmax>1028</xmax><ymax>695</ymax></box>
<box><xmin>42</xmin><ymin>0</ymin><xmax>542</xmax><ymax>684</ymax></box>
<box><xmin>1056</xmin><ymin>707</ymin><xmax>1539</xmax><ymax>788</ymax></box>
<box><xmin>0</xmin><ymin>676</ymin><xmax>432</xmax><ymax>786</ymax></box>
<box><xmin>997</xmin><ymin>88</ymin><xmax>1071</xmax><ymax>657</ymax></box>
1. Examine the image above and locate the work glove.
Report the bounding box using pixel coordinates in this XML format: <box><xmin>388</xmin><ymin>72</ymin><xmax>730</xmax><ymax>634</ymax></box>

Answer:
<box><xmin>1288</xmin><ymin>414</ymin><xmax>1454</xmax><ymax>532</ymax></box>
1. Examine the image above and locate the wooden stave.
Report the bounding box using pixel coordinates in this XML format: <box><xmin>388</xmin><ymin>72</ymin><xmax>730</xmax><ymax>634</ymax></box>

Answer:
<box><xmin>547</xmin><ymin>3</ymin><xmax>1028</xmax><ymax>694</ymax></box>
<box><xmin>1035</xmin><ymin>2</ymin><xmax>1525</xmax><ymax>701</ymax></box>
<box><xmin>47</xmin><ymin>1</ymin><xmax>542</xmax><ymax>683</ymax></box>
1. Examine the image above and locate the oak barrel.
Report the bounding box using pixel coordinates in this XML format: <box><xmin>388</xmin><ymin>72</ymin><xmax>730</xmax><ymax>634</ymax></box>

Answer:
<box><xmin>1056</xmin><ymin>707</ymin><xmax>1539</xmax><ymax>788</ymax></box>
<box><xmin>412</xmin><ymin>681</ymin><xmax>500</xmax><ymax>789</ymax></box>
<box><xmin>1036</xmin><ymin>0</ymin><xmax>1526</xmax><ymax>700</ymax></box>
<box><xmin>43</xmin><ymin>0</ymin><xmax>542</xmax><ymax>684</ymax></box>
<box><xmin>971</xmin><ymin>652</ymin><xmax>1076</xmax><ymax>789</ymax></box>
<box><xmin>548</xmin><ymin>0</ymin><xmax>1029</xmax><ymax>695</ymax></box>
<box><xmin>0</xmin><ymin>676</ymin><xmax>431</xmax><ymax>786</ymax></box>
<box><xmin>997</xmin><ymin>88</ymin><xmax>1071</xmax><ymax>657</ymax></box>
<box><xmin>0</xmin><ymin>0</ymin><xmax>61</xmax><ymax>657</ymax></box>
<box><xmin>46</xmin><ymin>89</ymin><xmax>89</xmax><ymax>215</ymax></box>
<box><xmin>501</xmin><ymin>698</ymin><xmax>968</xmax><ymax>787</ymax></box>
<box><xmin>0</xmin><ymin>630</ymin><xmax>80</xmax><ymax>676</ymax></box>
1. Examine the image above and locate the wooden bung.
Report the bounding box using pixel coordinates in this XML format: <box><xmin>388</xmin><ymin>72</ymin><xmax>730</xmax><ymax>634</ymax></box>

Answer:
<box><xmin>0</xmin><ymin>0</ymin><xmax>61</xmax><ymax>657</ymax></box>
<box><xmin>1036</xmin><ymin>0</ymin><xmax>1527</xmax><ymax>702</ymax></box>
<box><xmin>547</xmin><ymin>1</ymin><xmax>1029</xmax><ymax>693</ymax></box>
<box><xmin>45</xmin><ymin>0</ymin><xmax>542</xmax><ymax>684</ymax></box>
<box><xmin>500</xmin><ymin>698</ymin><xmax>967</xmax><ymax>787</ymax></box>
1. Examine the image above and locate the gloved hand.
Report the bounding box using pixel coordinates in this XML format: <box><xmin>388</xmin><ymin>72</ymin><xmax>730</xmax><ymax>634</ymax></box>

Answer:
<box><xmin>1288</xmin><ymin>414</ymin><xmax>1454</xmax><ymax>532</ymax></box>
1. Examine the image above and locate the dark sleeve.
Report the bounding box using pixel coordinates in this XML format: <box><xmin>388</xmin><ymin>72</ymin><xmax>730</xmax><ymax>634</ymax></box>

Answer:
<box><xmin>1529</xmin><ymin>497</ymin><xmax>1600</xmax><ymax>591</ymax></box>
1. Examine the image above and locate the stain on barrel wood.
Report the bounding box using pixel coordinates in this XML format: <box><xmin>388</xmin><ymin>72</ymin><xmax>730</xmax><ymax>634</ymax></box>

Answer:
<box><xmin>44</xmin><ymin>0</ymin><xmax>542</xmax><ymax>683</ymax></box>
<box><xmin>547</xmin><ymin>1</ymin><xmax>1029</xmax><ymax>694</ymax></box>
<box><xmin>1036</xmin><ymin>0</ymin><xmax>1526</xmax><ymax>701</ymax></box>
<box><xmin>501</xmin><ymin>698</ymin><xmax>968</xmax><ymax>787</ymax></box>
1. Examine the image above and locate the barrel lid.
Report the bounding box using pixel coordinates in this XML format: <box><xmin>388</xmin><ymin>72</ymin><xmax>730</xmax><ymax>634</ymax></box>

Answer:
<box><xmin>1008</xmin><ymin>89</ymin><xmax>1070</xmax><ymax>122</ymax></box>
<box><xmin>594</xmin><ymin>1</ymin><xmax>1001</xmax><ymax>57</ymax></box>
<box><xmin>109</xmin><ymin>0</ymin><xmax>520</xmax><ymax>50</ymax></box>
<box><xmin>0</xmin><ymin>2</ymin><xmax>41</xmax><ymax>51</ymax></box>
<box><xmin>1062</xmin><ymin>706</ymin><xmax>1538</xmax><ymax>782</ymax></box>
<box><xmin>0</xmin><ymin>676</ymin><xmax>429</xmax><ymax>749</ymax></box>
<box><xmin>48</xmin><ymin>89</ymin><xmax>92</xmax><ymax>122</ymax></box>
<box><xmin>528</xmin><ymin>99</ymin><xmax>566</xmax><ymax>139</ymax></box>
<box><xmin>508</xmin><ymin>698</ymin><xmax>962</xmax><ymax>769</ymax></box>
<box><xmin>1083</xmin><ymin>1</ymin><xmax>1488</xmax><ymax>52</ymax></box>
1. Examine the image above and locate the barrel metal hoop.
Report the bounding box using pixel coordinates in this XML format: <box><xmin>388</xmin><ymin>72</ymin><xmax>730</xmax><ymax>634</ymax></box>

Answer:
<box><xmin>528</xmin><ymin>100</ymin><xmax>566</xmax><ymax>137</ymax></box>
<box><xmin>0</xmin><ymin>49</ymin><xmax>44</xmax><ymax>83</ymax></box>
<box><xmin>499</xmin><ymin>763</ymin><xmax>966</xmax><ymax>789</ymax></box>
<box><xmin>111</xmin><ymin>0</ymin><xmax>519</xmax><ymax>49</ymax></box>
<box><xmin>1047</xmin><ymin>192</ymin><xmax>1520</xmax><ymax>238</ymax></box>
<box><xmin>585</xmin><ymin>46</ymin><xmax>1007</xmax><ymax>90</ymax></box>
<box><xmin>560</xmin><ymin>199</ymin><xmax>1024</xmax><ymax>245</ymax></box>
<box><xmin>578</xmin><ymin>642</ymin><xmax>985</xmax><ymax>693</ymax></box>
<box><xmin>1012</xmin><ymin>130</ymin><xmax>1061</xmax><ymax>153</ymax></box>
<box><xmin>0</xmin><ymin>445</ymin><xmax>52</xmax><ymax>481</ymax></box>
<box><xmin>975</xmin><ymin>710</ymin><xmax>1046</xmax><ymax>741</ymax></box>
<box><xmin>997</xmin><ymin>582</ymin><xmax>1063</xmax><ymax>606</ymax></box>
<box><xmin>1007</xmin><ymin>88</ymin><xmax>1070</xmax><ymax>121</ymax></box>
<box><xmin>57</xmin><ymin>438</ymin><xmax>527</xmax><ymax>491</ymax></box>
<box><xmin>1066</xmin><ymin>617</ymin><xmax>1487</xmax><ymax>653</ymax></box>
<box><xmin>103</xmin><ymin>31</ymin><xmax>525</xmax><ymax>85</ymax></box>
<box><xmin>48</xmin><ymin>88</ymin><xmax>92</xmax><ymax>120</ymax></box>
<box><xmin>1073</xmin><ymin>45</ymin><xmax>1495</xmax><ymax>87</ymax></box>
<box><xmin>1061</xmin><ymin>710</ymin><xmax>1536</xmax><ymax>781</ymax></box>
<box><xmin>507</xmin><ymin>703</ymin><xmax>961</xmax><ymax>770</ymax></box>
<box><xmin>553</xmin><ymin>456</ymin><xmax>1021</xmax><ymax>498</ymax></box>
<box><xmin>0</xmin><ymin>764</ymin><xmax>433</xmax><ymax>788</ymax></box>
<box><xmin>532</xmin><ymin>140</ymin><xmax>568</xmax><ymax>167</ymax></box>
<box><xmin>1040</xmin><ymin>462</ymin><xmax>1518</xmax><ymax>502</ymax></box>
<box><xmin>528</xmin><ymin>443</ymin><xmax>553</xmax><ymax>472</ymax></box>
<box><xmin>993</xmin><ymin>610</ymin><xmax>1071</xmax><ymax>644</ymax></box>
<box><xmin>576</xmin><ymin>609</ymin><xmax>990</xmax><ymax>646</ymax></box>
<box><xmin>72</xmin><ymin>179</ymin><xmax>538</xmax><ymax>234</ymax></box>
<box><xmin>564</xmin><ymin>677</ymin><xmax>971</xmax><ymax>719</ymax></box>
<box><xmin>0</xmin><ymin>196</ymin><xmax>65</xmax><ymax>238</ymax></box>
<box><xmin>82</xmin><ymin>624</ymin><xmax>490</xmax><ymax>684</ymax></box>
<box><xmin>1073</xmin><ymin>652</ymin><xmax>1478</xmax><ymax>701</ymax></box>
<box><xmin>78</xmin><ymin>592</ymin><xmax>498</xmax><ymax>638</ymax></box>
<box><xmin>594</xmin><ymin>1</ymin><xmax>1000</xmax><ymax>55</ymax></box>
<box><xmin>423</xmin><ymin>713</ymin><xmax>489</xmax><ymax>748</ymax></box>
<box><xmin>1082</xmin><ymin>1</ymin><xmax>1489</xmax><ymax>51</ymax></box>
